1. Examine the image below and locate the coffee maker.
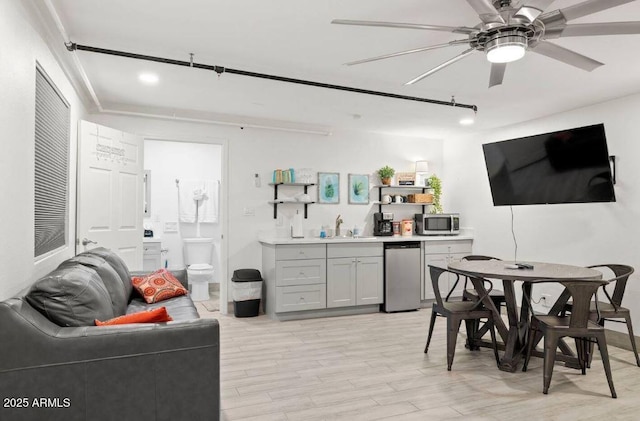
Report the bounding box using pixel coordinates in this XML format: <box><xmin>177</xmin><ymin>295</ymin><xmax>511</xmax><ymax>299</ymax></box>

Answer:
<box><xmin>373</xmin><ymin>212</ymin><xmax>394</xmax><ymax>236</ymax></box>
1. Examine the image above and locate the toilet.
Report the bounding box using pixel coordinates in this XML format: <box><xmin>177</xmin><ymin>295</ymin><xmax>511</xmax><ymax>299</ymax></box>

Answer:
<box><xmin>183</xmin><ymin>237</ymin><xmax>215</xmax><ymax>301</ymax></box>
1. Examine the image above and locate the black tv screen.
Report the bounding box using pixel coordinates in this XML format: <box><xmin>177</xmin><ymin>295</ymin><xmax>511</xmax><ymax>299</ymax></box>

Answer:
<box><xmin>483</xmin><ymin>123</ymin><xmax>615</xmax><ymax>206</ymax></box>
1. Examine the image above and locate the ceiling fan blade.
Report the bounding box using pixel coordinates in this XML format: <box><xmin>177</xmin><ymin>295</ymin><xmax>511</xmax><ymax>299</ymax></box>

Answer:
<box><xmin>545</xmin><ymin>21</ymin><xmax>640</xmax><ymax>38</ymax></box>
<box><xmin>541</xmin><ymin>0</ymin><xmax>635</xmax><ymax>26</ymax></box>
<box><xmin>465</xmin><ymin>0</ymin><xmax>505</xmax><ymax>24</ymax></box>
<box><xmin>489</xmin><ymin>63</ymin><xmax>507</xmax><ymax>88</ymax></box>
<box><xmin>514</xmin><ymin>0</ymin><xmax>555</xmax><ymax>23</ymax></box>
<box><xmin>405</xmin><ymin>48</ymin><xmax>476</xmax><ymax>85</ymax></box>
<box><xmin>345</xmin><ymin>40</ymin><xmax>470</xmax><ymax>66</ymax></box>
<box><xmin>331</xmin><ymin>19</ymin><xmax>476</xmax><ymax>34</ymax></box>
<box><xmin>531</xmin><ymin>41</ymin><xmax>604</xmax><ymax>71</ymax></box>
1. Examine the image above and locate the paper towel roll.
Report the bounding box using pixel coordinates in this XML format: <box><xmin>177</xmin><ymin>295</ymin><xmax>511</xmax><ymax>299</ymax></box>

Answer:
<box><xmin>291</xmin><ymin>211</ymin><xmax>304</xmax><ymax>238</ymax></box>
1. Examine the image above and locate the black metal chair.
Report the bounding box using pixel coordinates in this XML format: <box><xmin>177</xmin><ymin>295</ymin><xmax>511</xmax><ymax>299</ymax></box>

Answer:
<box><xmin>564</xmin><ymin>264</ymin><xmax>638</xmax><ymax>367</ymax></box>
<box><xmin>460</xmin><ymin>255</ymin><xmax>506</xmax><ymax>314</ymax></box>
<box><xmin>523</xmin><ymin>278</ymin><xmax>617</xmax><ymax>398</ymax></box>
<box><xmin>425</xmin><ymin>265</ymin><xmax>500</xmax><ymax>371</ymax></box>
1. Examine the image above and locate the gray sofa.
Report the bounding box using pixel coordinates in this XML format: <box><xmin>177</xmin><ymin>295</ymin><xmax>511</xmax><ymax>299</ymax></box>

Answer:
<box><xmin>0</xmin><ymin>247</ymin><xmax>219</xmax><ymax>421</ymax></box>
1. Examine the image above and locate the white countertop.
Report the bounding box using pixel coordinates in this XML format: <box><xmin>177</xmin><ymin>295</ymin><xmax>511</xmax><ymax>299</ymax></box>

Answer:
<box><xmin>258</xmin><ymin>233</ymin><xmax>473</xmax><ymax>245</ymax></box>
<box><xmin>143</xmin><ymin>237</ymin><xmax>162</xmax><ymax>243</ymax></box>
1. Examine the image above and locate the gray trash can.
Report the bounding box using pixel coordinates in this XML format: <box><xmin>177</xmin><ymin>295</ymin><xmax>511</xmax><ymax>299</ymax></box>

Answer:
<box><xmin>231</xmin><ymin>269</ymin><xmax>263</xmax><ymax>317</ymax></box>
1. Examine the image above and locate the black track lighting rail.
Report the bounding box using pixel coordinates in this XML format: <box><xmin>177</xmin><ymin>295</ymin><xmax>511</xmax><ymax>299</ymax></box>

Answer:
<box><xmin>66</xmin><ymin>42</ymin><xmax>478</xmax><ymax>113</ymax></box>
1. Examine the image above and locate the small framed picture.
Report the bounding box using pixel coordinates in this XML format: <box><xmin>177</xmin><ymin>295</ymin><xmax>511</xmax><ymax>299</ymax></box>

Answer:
<box><xmin>348</xmin><ymin>174</ymin><xmax>369</xmax><ymax>204</ymax></box>
<box><xmin>318</xmin><ymin>172</ymin><xmax>340</xmax><ymax>204</ymax></box>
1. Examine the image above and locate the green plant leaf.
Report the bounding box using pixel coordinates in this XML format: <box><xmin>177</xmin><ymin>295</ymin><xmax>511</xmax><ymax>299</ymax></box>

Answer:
<box><xmin>353</xmin><ymin>181</ymin><xmax>363</xmax><ymax>196</ymax></box>
<box><xmin>325</xmin><ymin>182</ymin><xmax>334</xmax><ymax>198</ymax></box>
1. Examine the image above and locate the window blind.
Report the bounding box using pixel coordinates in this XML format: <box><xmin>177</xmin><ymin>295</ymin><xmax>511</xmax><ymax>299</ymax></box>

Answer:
<box><xmin>34</xmin><ymin>66</ymin><xmax>70</xmax><ymax>258</ymax></box>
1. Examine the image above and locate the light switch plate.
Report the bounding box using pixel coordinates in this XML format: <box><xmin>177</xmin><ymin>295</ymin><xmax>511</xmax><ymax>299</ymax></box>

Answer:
<box><xmin>164</xmin><ymin>221</ymin><xmax>178</xmax><ymax>232</ymax></box>
<box><xmin>243</xmin><ymin>207</ymin><xmax>255</xmax><ymax>216</ymax></box>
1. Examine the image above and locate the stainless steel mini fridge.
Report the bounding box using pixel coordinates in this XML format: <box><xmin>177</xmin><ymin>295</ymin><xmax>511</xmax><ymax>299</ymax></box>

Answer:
<box><xmin>383</xmin><ymin>242</ymin><xmax>421</xmax><ymax>312</ymax></box>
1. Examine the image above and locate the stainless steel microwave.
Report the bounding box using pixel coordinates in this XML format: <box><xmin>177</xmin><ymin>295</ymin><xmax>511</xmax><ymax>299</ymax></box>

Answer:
<box><xmin>414</xmin><ymin>213</ymin><xmax>460</xmax><ymax>235</ymax></box>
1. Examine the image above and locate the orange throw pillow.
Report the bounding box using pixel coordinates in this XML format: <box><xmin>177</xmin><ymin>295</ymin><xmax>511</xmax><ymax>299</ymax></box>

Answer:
<box><xmin>131</xmin><ymin>269</ymin><xmax>188</xmax><ymax>304</ymax></box>
<box><xmin>95</xmin><ymin>306</ymin><xmax>172</xmax><ymax>326</ymax></box>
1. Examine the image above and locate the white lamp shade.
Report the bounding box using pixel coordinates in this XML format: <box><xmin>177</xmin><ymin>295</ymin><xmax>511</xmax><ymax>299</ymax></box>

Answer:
<box><xmin>415</xmin><ymin>161</ymin><xmax>429</xmax><ymax>173</ymax></box>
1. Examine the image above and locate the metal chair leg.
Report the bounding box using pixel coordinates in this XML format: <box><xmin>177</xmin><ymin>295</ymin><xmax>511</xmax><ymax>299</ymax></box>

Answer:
<box><xmin>424</xmin><ymin>308</ymin><xmax>437</xmax><ymax>353</ymax></box>
<box><xmin>596</xmin><ymin>333</ymin><xmax>617</xmax><ymax>398</ymax></box>
<box><xmin>543</xmin><ymin>333</ymin><xmax>559</xmax><ymax>394</ymax></box>
<box><xmin>623</xmin><ymin>314</ymin><xmax>640</xmax><ymax>367</ymax></box>
<box><xmin>523</xmin><ymin>319</ymin><xmax>538</xmax><ymax>372</ymax></box>
<box><xmin>446</xmin><ymin>317</ymin><xmax>462</xmax><ymax>371</ymax></box>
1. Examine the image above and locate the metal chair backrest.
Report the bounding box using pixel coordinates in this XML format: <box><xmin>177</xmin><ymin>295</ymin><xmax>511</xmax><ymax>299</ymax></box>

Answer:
<box><xmin>429</xmin><ymin>265</ymin><xmax>455</xmax><ymax>308</ymax></box>
<box><xmin>462</xmin><ymin>255</ymin><xmax>502</xmax><ymax>262</ymax></box>
<box><xmin>429</xmin><ymin>265</ymin><xmax>492</xmax><ymax>310</ymax></box>
<box><xmin>460</xmin><ymin>255</ymin><xmax>501</xmax><ymax>292</ymax></box>
<box><xmin>588</xmin><ymin>264</ymin><xmax>634</xmax><ymax>310</ymax></box>
<box><xmin>537</xmin><ymin>279</ymin><xmax>610</xmax><ymax>328</ymax></box>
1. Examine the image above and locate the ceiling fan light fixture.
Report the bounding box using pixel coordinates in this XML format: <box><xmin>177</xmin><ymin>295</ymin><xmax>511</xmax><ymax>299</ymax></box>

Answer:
<box><xmin>486</xmin><ymin>32</ymin><xmax>528</xmax><ymax>64</ymax></box>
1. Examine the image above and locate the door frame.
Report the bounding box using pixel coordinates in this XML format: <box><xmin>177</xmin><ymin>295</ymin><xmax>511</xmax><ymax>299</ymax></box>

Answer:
<box><xmin>143</xmin><ymin>134</ymin><xmax>229</xmax><ymax>315</ymax></box>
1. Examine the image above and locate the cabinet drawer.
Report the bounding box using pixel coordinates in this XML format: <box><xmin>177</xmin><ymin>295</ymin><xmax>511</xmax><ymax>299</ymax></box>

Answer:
<box><xmin>275</xmin><ymin>284</ymin><xmax>327</xmax><ymax>312</ymax></box>
<box><xmin>276</xmin><ymin>260</ymin><xmax>327</xmax><ymax>286</ymax></box>
<box><xmin>143</xmin><ymin>242</ymin><xmax>162</xmax><ymax>254</ymax></box>
<box><xmin>276</xmin><ymin>244</ymin><xmax>326</xmax><ymax>260</ymax></box>
<box><xmin>327</xmin><ymin>243</ymin><xmax>383</xmax><ymax>258</ymax></box>
<box><xmin>425</xmin><ymin>240</ymin><xmax>472</xmax><ymax>255</ymax></box>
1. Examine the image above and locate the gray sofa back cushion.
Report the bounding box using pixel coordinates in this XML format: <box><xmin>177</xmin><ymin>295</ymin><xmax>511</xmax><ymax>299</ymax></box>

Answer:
<box><xmin>25</xmin><ymin>264</ymin><xmax>115</xmax><ymax>326</ymax></box>
<box><xmin>82</xmin><ymin>247</ymin><xmax>133</xmax><ymax>298</ymax></box>
<box><xmin>61</xmin><ymin>254</ymin><xmax>128</xmax><ymax>315</ymax></box>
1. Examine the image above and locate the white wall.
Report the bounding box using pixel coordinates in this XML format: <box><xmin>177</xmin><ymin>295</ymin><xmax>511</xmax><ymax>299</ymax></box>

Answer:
<box><xmin>0</xmin><ymin>1</ymin><xmax>87</xmax><ymax>299</ymax></box>
<box><xmin>90</xmin><ymin>113</ymin><xmax>443</xmax><ymax>301</ymax></box>
<box><xmin>143</xmin><ymin>139</ymin><xmax>223</xmax><ymax>277</ymax></box>
<box><xmin>444</xmin><ymin>92</ymin><xmax>640</xmax><ymax>332</ymax></box>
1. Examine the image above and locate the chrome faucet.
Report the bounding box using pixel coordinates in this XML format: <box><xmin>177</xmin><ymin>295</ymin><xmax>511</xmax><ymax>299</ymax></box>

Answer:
<box><xmin>335</xmin><ymin>215</ymin><xmax>343</xmax><ymax>237</ymax></box>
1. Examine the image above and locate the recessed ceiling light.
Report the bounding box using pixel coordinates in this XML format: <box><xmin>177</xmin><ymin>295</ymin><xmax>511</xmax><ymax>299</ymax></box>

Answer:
<box><xmin>459</xmin><ymin>117</ymin><xmax>475</xmax><ymax>126</ymax></box>
<box><xmin>138</xmin><ymin>73</ymin><xmax>159</xmax><ymax>85</ymax></box>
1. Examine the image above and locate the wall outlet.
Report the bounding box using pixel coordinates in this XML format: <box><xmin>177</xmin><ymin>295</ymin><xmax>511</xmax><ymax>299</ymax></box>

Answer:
<box><xmin>540</xmin><ymin>293</ymin><xmax>552</xmax><ymax>308</ymax></box>
<box><xmin>243</xmin><ymin>206</ymin><xmax>255</xmax><ymax>216</ymax></box>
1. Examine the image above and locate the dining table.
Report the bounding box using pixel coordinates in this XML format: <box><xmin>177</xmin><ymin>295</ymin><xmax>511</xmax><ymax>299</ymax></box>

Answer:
<box><xmin>447</xmin><ymin>259</ymin><xmax>603</xmax><ymax>372</ymax></box>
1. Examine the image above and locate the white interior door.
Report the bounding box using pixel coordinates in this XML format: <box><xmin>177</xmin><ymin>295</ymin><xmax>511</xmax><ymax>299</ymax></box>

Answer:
<box><xmin>77</xmin><ymin>120</ymin><xmax>143</xmax><ymax>270</ymax></box>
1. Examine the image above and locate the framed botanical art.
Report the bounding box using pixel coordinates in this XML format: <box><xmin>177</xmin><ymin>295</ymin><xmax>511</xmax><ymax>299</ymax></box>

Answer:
<box><xmin>348</xmin><ymin>174</ymin><xmax>369</xmax><ymax>204</ymax></box>
<box><xmin>318</xmin><ymin>172</ymin><xmax>340</xmax><ymax>204</ymax></box>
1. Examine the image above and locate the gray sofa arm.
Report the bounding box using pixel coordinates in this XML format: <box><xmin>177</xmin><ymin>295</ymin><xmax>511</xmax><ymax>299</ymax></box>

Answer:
<box><xmin>0</xmin><ymin>299</ymin><xmax>219</xmax><ymax>421</ymax></box>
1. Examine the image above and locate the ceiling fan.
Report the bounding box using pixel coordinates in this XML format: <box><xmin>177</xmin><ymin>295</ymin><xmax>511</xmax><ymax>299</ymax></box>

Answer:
<box><xmin>332</xmin><ymin>0</ymin><xmax>640</xmax><ymax>87</ymax></box>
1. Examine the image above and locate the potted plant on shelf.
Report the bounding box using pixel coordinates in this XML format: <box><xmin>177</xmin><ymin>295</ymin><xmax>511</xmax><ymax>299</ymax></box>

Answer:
<box><xmin>427</xmin><ymin>174</ymin><xmax>443</xmax><ymax>214</ymax></box>
<box><xmin>377</xmin><ymin>165</ymin><xmax>395</xmax><ymax>186</ymax></box>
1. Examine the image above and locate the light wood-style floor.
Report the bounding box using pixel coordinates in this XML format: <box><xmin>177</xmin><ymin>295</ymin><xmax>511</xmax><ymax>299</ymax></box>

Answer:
<box><xmin>199</xmin><ymin>309</ymin><xmax>640</xmax><ymax>420</ymax></box>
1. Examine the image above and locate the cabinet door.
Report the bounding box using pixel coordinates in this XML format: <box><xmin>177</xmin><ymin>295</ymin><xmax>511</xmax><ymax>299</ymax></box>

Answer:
<box><xmin>326</xmin><ymin>257</ymin><xmax>356</xmax><ymax>308</ymax></box>
<box><xmin>143</xmin><ymin>254</ymin><xmax>161</xmax><ymax>272</ymax></box>
<box><xmin>356</xmin><ymin>256</ymin><xmax>383</xmax><ymax>305</ymax></box>
<box><xmin>424</xmin><ymin>254</ymin><xmax>448</xmax><ymax>300</ymax></box>
<box><xmin>276</xmin><ymin>259</ymin><xmax>327</xmax><ymax>286</ymax></box>
<box><xmin>275</xmin><ymin>284</ymin><xmax>327</xmax><ymax>313</ymax></box>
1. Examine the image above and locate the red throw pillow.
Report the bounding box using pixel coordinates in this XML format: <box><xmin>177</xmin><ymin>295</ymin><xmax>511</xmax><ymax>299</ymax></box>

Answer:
<box><xmin>95</xmin><ymin>306</ymin><xmax>172</xmax><ymax>326</ymax></box>
<box><xmin>131</xmin><ymin>269</ymin><xmax>188</xmax><ymax>304</ymax></box>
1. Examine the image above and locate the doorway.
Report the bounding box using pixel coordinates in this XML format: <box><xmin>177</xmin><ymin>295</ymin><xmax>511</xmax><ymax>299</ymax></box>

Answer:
<box><xmin>143</xmin><ymin>138</ymin><xmax>227</xmax><ymax>314</ymax></box>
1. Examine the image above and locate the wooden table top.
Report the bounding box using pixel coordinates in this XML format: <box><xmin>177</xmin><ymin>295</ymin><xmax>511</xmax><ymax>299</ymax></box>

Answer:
<box><xmin>447</xmin><ymin>260</ymin><xmax>602</xmax><ymax>282</ymax></box>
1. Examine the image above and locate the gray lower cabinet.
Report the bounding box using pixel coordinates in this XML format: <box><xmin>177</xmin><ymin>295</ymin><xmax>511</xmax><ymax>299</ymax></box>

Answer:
<box><xmin>142</xmin><ymin>240</ymin><xmax>162</xmax><ymax>271</ymax></box>
<box><xmin>423</xmin><ymin>240</ymin><xmax>472</xmax><ymax>300</ymax></box>
<box><xmin>327</xmin><ymin>244</ymin><xmax>383</xmax><ymax>308</ymax></box>
<box><xmin>262</xmin><ymin>244</ymin><xmax>327</xmax><ymax>315</ymax></box>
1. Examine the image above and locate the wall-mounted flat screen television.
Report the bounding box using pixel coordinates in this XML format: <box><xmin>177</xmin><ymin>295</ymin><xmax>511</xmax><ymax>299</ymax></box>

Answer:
<box><xmin>483</xmin><ymin>123</ymin><xmax>615</xmax><ymax>206</ymax></box>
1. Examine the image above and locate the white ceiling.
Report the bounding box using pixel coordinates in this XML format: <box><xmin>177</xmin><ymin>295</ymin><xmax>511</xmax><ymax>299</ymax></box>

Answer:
<box><xmin>48</xmin><ymin>0</ymin><xmax>640</xmax><ymax>137</ymax></box>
